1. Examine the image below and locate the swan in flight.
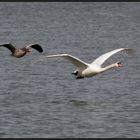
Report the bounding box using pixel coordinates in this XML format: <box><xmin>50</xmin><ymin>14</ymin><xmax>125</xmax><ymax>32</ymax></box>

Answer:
<box><xmin>0</xmin><ymin>43</ymin><xmax>43</xmax><ymax>58</ymax></box>
<box><xmin>44</xmin><ymin>48</ymin><xmax>133</xmax><ymax>79</ymax></box>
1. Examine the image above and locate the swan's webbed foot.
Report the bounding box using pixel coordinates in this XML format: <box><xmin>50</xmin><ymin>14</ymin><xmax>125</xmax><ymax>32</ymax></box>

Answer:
<box><xmin>76</xmin><ymin>76</ymin><xmax>84</xmax><ymax>79</ymax></box>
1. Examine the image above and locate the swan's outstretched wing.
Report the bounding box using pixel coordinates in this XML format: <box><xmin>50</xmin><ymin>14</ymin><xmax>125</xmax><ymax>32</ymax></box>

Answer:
<box><xmin>0</xmin><ymin>43</ymin><xmax>16</xmax><ymax>53</ymax></box>
<box><xmin>44</xmin><ymin>54</ymin><xmax>89</xmax><ymax>69</ymax></box>
<box><xmin>91</xmin><ymin>48</ymin><xmax>133</xmax><ymax>67</ymax></box>
<box><xmin>26</xmin><ymin>44</ymin><xmax>43</xmax><ymax>53</ymax></box>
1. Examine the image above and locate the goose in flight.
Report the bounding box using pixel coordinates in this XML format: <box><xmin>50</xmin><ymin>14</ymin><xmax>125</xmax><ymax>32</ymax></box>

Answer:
<box><xmin>44</xmin><ymin>48</ymin><xmax>133</xmax><ymax>79</ymax></box>
<box><xmin>0</xmin><ymin>43</ymin><xmax>43</xmax><ymax>58</ymax></box>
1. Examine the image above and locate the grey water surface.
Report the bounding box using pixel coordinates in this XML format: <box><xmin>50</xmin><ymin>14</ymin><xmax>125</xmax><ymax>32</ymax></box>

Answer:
<box><xmin>0</xmin><ymin>2</ymin><xmax>139</xmax><ymax>138</ymax></box>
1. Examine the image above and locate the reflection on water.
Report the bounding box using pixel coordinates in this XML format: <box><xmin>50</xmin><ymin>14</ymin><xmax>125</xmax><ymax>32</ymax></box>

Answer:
<box><xmin>70</xmin><ymin>99</ymin><xmax>112</xmax><ymax>108</ymax></box>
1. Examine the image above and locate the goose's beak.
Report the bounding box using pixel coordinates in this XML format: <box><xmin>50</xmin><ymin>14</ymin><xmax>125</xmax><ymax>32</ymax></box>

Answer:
<box><xmin>27</xmin><ymin>48</ymin><xmax>32</xmax><ymax>54</ymax></box>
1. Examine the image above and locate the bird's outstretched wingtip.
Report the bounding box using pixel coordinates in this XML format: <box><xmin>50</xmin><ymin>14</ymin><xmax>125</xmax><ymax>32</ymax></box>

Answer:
<box><xmin>26</xmin><ymin>44</ymin><xmax>43</xmax><ymax>53</ymax></box>
<box><xmin>0</xmin><ymin>42</ymin><xmax>13</xmax><ymax>46</ymax></box>
<box><xmin>124</xmin><ymin>48</ymin><xmax>134</xmax><ymax>55</ymax></box>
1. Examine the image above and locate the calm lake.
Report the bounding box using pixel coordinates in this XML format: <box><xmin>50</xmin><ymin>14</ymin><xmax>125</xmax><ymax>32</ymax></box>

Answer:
<box><xmin>0</xmin><ymin>2</ymin><xmax>139</xmax><ymax>138</ymax></box>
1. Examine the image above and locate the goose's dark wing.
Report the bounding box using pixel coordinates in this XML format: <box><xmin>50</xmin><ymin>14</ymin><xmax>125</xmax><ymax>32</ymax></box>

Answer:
<box><xmin>26</xmin><ymin>44</ymin><xmax>43</xmax><ymax>53</ymax></box>
<box><xmin>0</xmin><ymin>43</ymin><xmax>16</xmax><ymax>53</ymax></box>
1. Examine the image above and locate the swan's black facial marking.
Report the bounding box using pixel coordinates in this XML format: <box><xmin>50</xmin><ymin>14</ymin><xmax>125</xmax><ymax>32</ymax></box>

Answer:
<box><xmin>117</xmin><ymin>61</ymin><xmax>123</xmax><ymax>67</ymax></box>
<box><xmin>117</xmin><ymin>61</ymin><xmax>121</xmax><ymax>64</ymax></box>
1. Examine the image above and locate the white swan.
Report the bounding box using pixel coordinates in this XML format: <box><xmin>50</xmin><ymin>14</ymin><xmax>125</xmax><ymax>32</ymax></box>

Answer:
<box><xmin>44</xmin><ymin>48</ymin><xmax>133</xmax><ymax>79</ymax></box>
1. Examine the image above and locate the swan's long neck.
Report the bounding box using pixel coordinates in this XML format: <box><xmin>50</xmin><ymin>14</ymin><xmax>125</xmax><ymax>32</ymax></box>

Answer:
<box><xmin>100</xmin><ymin>63</ymin><xmax>117</xmax><ymax>72</ymax></box>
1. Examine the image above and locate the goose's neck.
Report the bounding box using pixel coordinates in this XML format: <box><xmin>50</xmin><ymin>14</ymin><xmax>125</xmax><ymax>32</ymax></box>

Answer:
<box><xmin>100</xmin><ymin>63</ymin><xmax>116</xmax><ymax>72</ymax></box>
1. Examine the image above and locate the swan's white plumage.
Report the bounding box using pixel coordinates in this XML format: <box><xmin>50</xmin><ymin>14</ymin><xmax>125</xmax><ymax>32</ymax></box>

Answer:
<box><xmin>45</xmin><ymin>54</ymin><xmax>89</xmax><ymax>69</ymax></box>
<box><xmin>91</xmin><ymin>48</ymin><xmax>132</xmax><ymax>67</ymax></box>
<box><xmin>44</xmin><ymin>48</ymin><xmax>133</xmax><ymax>79</ymax></box>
